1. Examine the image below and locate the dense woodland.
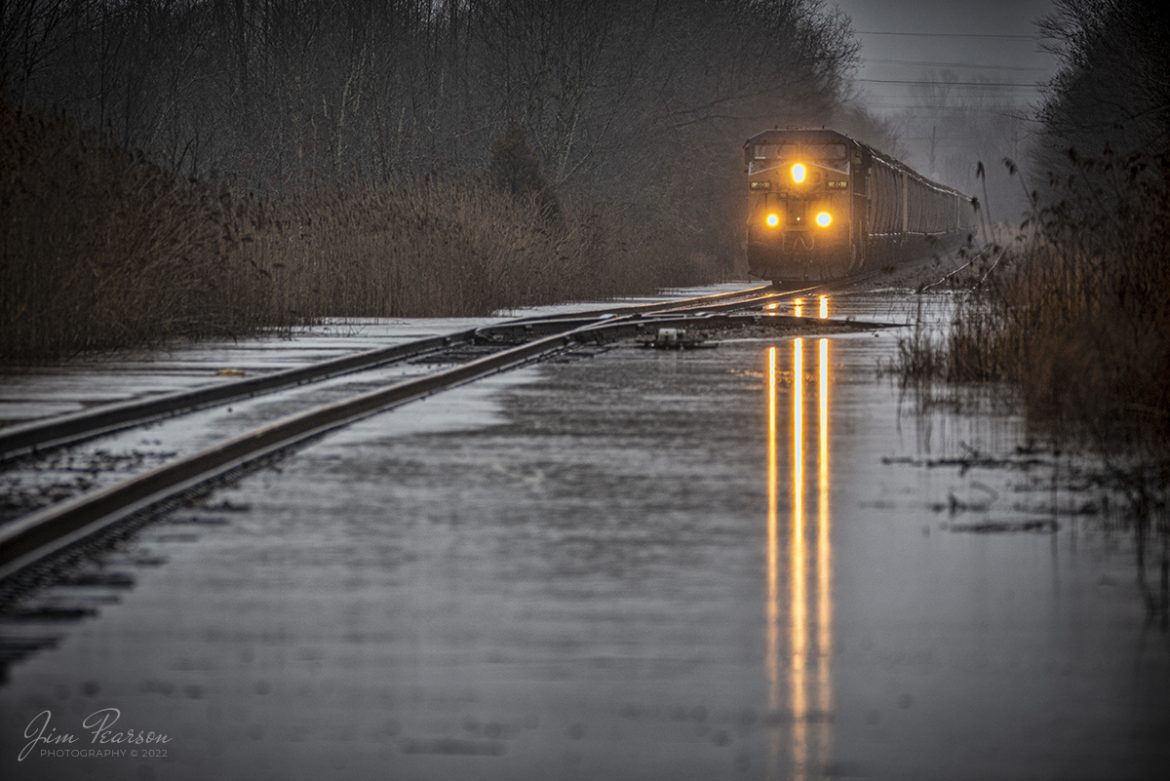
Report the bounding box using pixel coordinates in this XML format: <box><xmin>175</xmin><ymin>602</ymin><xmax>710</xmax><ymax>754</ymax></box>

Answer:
<box><xmin>1035</xmin><ymin>0</ymin><xmax>1169</xmax><ymax>181</ymax></box>
<box><xmin>5</xmin><ymin>0</ymin><xmax>855</xmax><ymax>191</ymax></box>
<box><xmin>1</xmin><ymin>0</ymin><xmax>887</xmax><ymax>359</ymax></box>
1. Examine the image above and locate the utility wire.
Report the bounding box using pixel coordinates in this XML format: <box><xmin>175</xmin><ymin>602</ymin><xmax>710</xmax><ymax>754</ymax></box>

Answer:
<box><xmin>856</xmin><ymin>31</ymin><xmax>1038</xmax><ymax>40</ymax></box>
<box><xmin>859</xmin><ymin>78</ymin><xmax>1044</xmax><ymax>88</ymax></box>
<box><xmin>876</xmin><ymin>104</ymin><xmax>1029</xmax><ymax>111</ymax></box>
<box><xmin>861</xmin><ymin>57</ymin><xmax>1052</xmax><ymax>72</ymax></box>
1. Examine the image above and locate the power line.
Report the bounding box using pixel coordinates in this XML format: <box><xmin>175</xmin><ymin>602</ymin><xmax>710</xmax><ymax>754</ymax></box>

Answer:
<box><xmin>867</xmin><ymin>104</ymin><xmax>1040</xmax><ymax>118</ymax></box>
<box><xmin>856</xmin><ymin>30</ymin><xmax>1039</xmax><ymax>40</ymax></box>
<box><xmin>885</xmin><ymin>106</ymin><xmax>1031</xmax><ymax>113</ymax></box>
<box><xmin>861</xmin><ymin>57</ymin><xmax>1052</xmax><ymax>72</ymax></box>
<box><xmin>859</xmin><ymin>78</ymin><xmax>1044</xmax><ymax>88</ymax></box>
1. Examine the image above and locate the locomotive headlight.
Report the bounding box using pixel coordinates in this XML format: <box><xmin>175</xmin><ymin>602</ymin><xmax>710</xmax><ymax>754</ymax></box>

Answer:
<box><xmin>815</xmin><ymin>211</ymin><xmax>832</xmax><ymax>227</ymax></box>
<box><xmin>765</xmin><ymin>213</ymin><xmax>780</xmax><ymax>227</ymax></box>
<box><xmin>791</xmin><ymin>163</ymin><xmax>807</xmax><ymax>184</ymax></box>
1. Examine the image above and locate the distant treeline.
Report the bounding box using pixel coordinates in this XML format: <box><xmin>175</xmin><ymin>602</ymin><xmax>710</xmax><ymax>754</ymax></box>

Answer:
<box><xmin>1022</xmin><ymin>0</ymin><xmax>1170</xmax><ymax>440</ymax></box>
<box><xmin>1035</xmin><ymin>0</ymin><xmax>1170</xmax><ymax>185</ymax></box>
<box><xmin>1</xmin><ymin>0</ymin><xmax>877</xmax><ymax>361</ymax></box>
<box><xmin>3</xmin><ymin>0</ymin><xmax>865</xmax><ymax>262</ymax></box>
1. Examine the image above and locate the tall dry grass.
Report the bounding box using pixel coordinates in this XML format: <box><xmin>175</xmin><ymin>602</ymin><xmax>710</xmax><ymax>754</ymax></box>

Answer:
<box><xmin>251</xmin><ymin>185</ymin><xmax>719</xmax><ymax>320</ymax></box>
<box><xmin>0</xmin><ymin>102</ymin><xmax>721</xmax><ymax>363</ymax></box>
<box><xmin>912</xmin><ymin>152</ymin><xmax>1170</xmax><ymax>443</ymax></box>
<box><xmin>898</xmin><ymin>152</ymin><xmax>1170</xmax><ymax>584</ymax></box>
<box><xmin>0</xmin><ymin>103</ymin><xmax>259</xmax><ymax>358</ymax></box>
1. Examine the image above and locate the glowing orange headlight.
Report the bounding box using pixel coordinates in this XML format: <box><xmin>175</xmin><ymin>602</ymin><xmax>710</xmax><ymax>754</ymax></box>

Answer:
<box><xmin>765</xmin><ymin>213</ymin><xmax>780</xmax><ymax>227</ymax></box>
<box><xmin>815</xmin><ymin>211</ymin><xmax>832</xmax><ymax>227</ymax></box>
<box><xmin>791</xmin><ymin>163</ymin><xmax>807</xmax><ymax>184</ymax></box>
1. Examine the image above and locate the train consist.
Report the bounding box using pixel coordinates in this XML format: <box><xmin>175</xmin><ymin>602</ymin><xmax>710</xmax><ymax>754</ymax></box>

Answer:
<box><xmin>744</xmin><ymin>128</ymin><xmax>973</xmax><ymax>281</ymax></box>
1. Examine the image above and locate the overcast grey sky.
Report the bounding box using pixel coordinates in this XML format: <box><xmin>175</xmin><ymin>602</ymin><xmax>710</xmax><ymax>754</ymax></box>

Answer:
<box><xmin>832</xmin><ymin>0</ymin><xmax>1061</xmax><ymax>117</ymax></box>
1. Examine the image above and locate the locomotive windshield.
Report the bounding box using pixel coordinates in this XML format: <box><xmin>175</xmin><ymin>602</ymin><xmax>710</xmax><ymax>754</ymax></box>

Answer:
<box><xmin>751</xmin><ymin>143</ymin><xmax>846</xmax><ymax>161</ymax></box>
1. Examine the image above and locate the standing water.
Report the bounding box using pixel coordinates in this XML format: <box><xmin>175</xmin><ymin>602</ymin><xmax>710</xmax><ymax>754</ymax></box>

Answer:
<box><xmin>1</xmin><ymin>294</ymin><xmax>1167</xmax><ymax>780</ymax></box>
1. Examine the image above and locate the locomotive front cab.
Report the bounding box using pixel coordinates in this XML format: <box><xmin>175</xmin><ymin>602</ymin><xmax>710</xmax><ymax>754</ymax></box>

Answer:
<box><xmin>745</xmin><ymin>132</ymin><xmax>855</xmax><ymax>281</ymax></box>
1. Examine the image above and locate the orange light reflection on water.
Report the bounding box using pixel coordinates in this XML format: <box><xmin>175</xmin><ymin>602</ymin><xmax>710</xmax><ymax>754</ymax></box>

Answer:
<box><xmin>790</xmin><ymin>338</ymin><xmax>808</xmax><ymax>774</ymax></box>
<box><xmin>765</xmin><ymin>337</ymin><xmax>833</xmax><ymax>780</ymax></box>
<box><xmin>816</xmin><ymin>337</ymin><xmax>833</xmax><ymax>771</ymax></box>
<box><xmin>766</xmin><ymin>347</ymin><xmax>780</xmax><ymax>712</ymax></box>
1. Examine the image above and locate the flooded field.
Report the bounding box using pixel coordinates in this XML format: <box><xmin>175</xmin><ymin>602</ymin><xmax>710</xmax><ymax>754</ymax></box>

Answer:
<box><xmin>1</xmin><ymin>293</ymin><xmax>1167</xmax><ymax>779</ymax></box>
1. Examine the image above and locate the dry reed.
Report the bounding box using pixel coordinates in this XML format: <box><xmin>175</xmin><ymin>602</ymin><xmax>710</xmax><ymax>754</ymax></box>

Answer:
<box><xmin>913</xmin><ymin>152</ymin><xmax>1170</xmax><ymax>447</ymax></box>
<box><xmin>0</xmin><ymin>102</ymin><xmax>722</xmax><ymax>364</ymax></box>
<box><xmin>896</xmin><ymin>151</ymin><xmax>1170</xmax><ymax>581</ymax></box>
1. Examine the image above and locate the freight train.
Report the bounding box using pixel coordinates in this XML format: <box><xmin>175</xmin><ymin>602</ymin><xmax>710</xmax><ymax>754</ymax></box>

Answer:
<box><xmin>744</xmin><ymin>128</ymin><xmax>974</xmax><ymax>281</ymax></box>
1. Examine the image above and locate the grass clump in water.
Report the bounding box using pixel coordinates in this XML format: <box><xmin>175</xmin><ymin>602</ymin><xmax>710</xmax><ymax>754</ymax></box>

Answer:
<box><xmin>896</xmin><ymin>152</ymin><xmax>1170</xmax><ymax>613</ymax></box>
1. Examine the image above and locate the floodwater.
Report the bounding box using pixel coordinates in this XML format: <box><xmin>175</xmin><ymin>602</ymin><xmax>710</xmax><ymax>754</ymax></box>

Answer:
<box><xmin>0</xmin><ymin>283</ymin><xmax>755</xmax><ymax>524</ymax></box>
<box><xmin>1</xmin><ymin>294</ymin><xmax>1168</xmax><ymax>779</ymax></box>
<box><xmin>0</xmin><ymin>282</ymin><xmax>754</xmax><ymax>426</ymax></box>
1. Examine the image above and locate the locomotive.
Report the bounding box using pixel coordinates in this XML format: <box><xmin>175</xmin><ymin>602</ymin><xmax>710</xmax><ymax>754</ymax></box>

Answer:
<box><xmin>744</xmin><ymin>128</ymin><xmax>973</xmax><ymax>281</ymax></box>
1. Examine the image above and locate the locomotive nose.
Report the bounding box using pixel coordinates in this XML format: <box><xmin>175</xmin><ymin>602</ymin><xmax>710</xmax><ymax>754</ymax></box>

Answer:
<box><xmin>787</xmin><ymin>200</ymin><xmax>806</xmax><ymax>227</ymax></box>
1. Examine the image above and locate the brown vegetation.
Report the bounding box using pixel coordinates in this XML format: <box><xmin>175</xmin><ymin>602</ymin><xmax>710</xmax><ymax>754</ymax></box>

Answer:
<box><xmin>1</xmin><ymin>0</ymin><xmax>883</xmax><ymax>362</ymax></box>
<box><xmin>0</xmin><ymin>102</ymin><xmax>255</xmax><ymax>359</ymax></box>
<box><xmin>0</xmin><ymin>101</ymin><xmax>720</xmax><ymax>362</ymax></box>
<box><xmin>898</xmin><ymin>0</ymin><xmax>1170</xmax><ymax>448</ymax></box>
<box><xmin>902</xmin><ymin>151</ymin><xmax>1170</xmax><ymax>608</ymax></box>
<box><xmin>903</xmin><ymin>153</ymin><xmax>1170</xmax><ymax>445</ymax></box>
<box><xmin>896</xmin><ymin>0</ymin><xmax>1169</xmax><ymax>584</ymax></box>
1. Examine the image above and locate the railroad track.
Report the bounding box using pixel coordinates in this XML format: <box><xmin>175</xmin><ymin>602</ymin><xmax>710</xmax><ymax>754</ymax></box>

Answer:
<box><xmin>0</xmin><ymin>283</ymin><xmax>788</xmax><ymax>465</ymax></box>
<box><xmin>0</xmin><ymin>279</ymin><xmax>871</xmax><ymax>591</ymax></box>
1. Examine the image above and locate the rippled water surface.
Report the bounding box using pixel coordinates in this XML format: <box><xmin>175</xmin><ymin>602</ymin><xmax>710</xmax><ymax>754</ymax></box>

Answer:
<box><xmin>1</xmin><ymin>294</ymin><xmax>1167</xmax><ymax>780</ymax></box>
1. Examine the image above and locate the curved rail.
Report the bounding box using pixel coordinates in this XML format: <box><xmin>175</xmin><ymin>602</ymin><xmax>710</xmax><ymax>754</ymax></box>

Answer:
<box><xmin>0</xmin><ymin>276</ymin><xmax>885</xmax><ymax>585</ymax></box>
<box><xmin>0</xmin><ymin>284</ymin><xmax>778</xmax><ymax>464</ymax></box>
<box><xmin>0</xmin><ymin>308</ymin><xmax>766</xmax><ymax>584</ymax></box>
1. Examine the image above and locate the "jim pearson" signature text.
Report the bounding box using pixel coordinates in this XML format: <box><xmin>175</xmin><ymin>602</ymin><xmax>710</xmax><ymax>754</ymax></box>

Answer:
<box><xmin>19</xmin><ymin>708</ymin><xmax>172</xmax><ymax>762</ymax></box>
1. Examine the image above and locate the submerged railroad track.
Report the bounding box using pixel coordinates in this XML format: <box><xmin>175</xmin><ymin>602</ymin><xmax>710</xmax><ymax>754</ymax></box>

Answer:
<box><xmin>0</xmin><ymin>278</ymin><xmax>886</xmax><ymax>593</ymax></box>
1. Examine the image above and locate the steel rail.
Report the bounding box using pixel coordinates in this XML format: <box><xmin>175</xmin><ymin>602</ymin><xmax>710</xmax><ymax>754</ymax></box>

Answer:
<box><xmin>0</xmin><ymin>299</ymin><xmax>903</xmax><ymax>585</ymax></box>
<box><xmin>502</xmin><ymin>282</ymin><xmax>775</xmax><ymax>323</ymax></box>
<box><xmin>0</xmin><ymin>333</ymin><xmax>472</xmax><ymax>464</ymax></box>
<box><xmin>0</xmin><ymin>310</ymin><xmax>756</xmax><ymax>583</ymax></box>
<box><xmin>471</xmin><ymin>285</ymin><xmax>825</xmax><ymax>343</ymax></box>
<box><xmin>0</xmin><ymin>284</ymin><xmax>779</xmax><ymax>464</ymax></box>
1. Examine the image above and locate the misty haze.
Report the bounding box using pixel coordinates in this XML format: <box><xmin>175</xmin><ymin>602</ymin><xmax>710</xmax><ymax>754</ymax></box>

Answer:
<box><xmin>1</xmin><ymin>1</ymin><xmax>1167</xmax><ymax>779</ymax></box>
